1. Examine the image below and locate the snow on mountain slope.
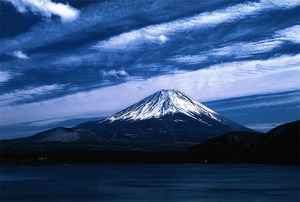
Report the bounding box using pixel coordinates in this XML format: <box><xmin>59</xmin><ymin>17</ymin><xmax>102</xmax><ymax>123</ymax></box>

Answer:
<box><xmin>106</xmin><ymin>89</ymin><xmax>220</xmax><ymax>123</ymax></box>
<box><xmin>38</xmin><ymin>128</ymin><xmax>82</xmax><ymax>142</ymax></box>
<box><xmin>30</xmin><ymin>127</ymin><xmax>109</xmax><ymax>143</ymax></box>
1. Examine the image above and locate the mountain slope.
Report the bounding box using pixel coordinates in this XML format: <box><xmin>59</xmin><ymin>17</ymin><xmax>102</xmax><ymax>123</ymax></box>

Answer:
<box><xmin>106</xmin><ymin>89</ymin><xmax>220</xmax><ymax>122</ymax></box>
<box><xmin>1</xmin><ymin>127</ymin><xmax>111</xmax><ymax>149</ymax></box>
<box><xmin>249</xmin><ymin>120</ymin><xmax>300</xmax><ymax>164</ymax></box>
<box><xmin>28</xmin><ymin>127</ymin><xmax>110</xmax><ymax>144</ymax></box>
<box><xmin>76</xmin><ymin>89</ymin><xmax>252</xmax><ymax>149</ymax></box>
<box><xmin>187</xmin><ymin>131</ymin><xmax>263</xmax><ymax>162</ymax></box>
<box><xmin>188</xmin><ymin>120</ymin><xmax>300</xmax><ymax>164</ymax></box>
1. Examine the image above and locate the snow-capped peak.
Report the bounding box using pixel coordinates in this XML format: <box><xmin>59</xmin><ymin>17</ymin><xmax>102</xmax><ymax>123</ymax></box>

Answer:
<box><xmin>106</xmin><ymin>89</ymin><xmax>220</xmax><ymax>122</ymax></box>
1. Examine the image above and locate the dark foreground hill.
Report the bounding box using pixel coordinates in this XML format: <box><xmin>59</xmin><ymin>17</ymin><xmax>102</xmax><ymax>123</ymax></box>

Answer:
<box><xmin>188</xmin><ymin>120</ymin><xmax>300</xmax><ymax>165</ymax></box>
<box><xmin>249</xmin><ymin>120</ymin><xmax>299</xmax><ymax>164</ymax></box>
<box><xmin>1</xmin><ymin>120</ymin><xmax>299</xmax><ymax>166</ymax></box>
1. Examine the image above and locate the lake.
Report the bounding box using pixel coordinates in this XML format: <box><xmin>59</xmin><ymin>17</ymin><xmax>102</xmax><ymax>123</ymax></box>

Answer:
<box><xmin>0</xmin><ymin>164</ymin><xmax>299</xmax><ymax>201</ymax></box>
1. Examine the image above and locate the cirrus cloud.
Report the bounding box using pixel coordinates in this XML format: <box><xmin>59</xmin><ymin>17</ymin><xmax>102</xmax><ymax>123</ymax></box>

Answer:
<box><xmin>170</xmin><ymin>25</ymin><xmax>300</xmax><ymax>64</ymax></box>
<box><xmin>4</xmin><ymin>0</ymin><xmax>79</xmax><ymax>22</ymax></box>
<box><xmin>275</xmin><ymin>25</ymin><xmax>300</xmax><ymax>43</ymax></box>
<box><xmin>92</xmin><ymin>0</ymin><xmax>300</xmax><ymax>50</ymax></box>
<box><xmin>0</xmin><ymin>84</ymin><xmax>66</xmax><ymax>105</ymax></box>
<box><xmin>0</xmin><ymin>71</ymin><xmax>12</xmax><ymax>83</ymax></box>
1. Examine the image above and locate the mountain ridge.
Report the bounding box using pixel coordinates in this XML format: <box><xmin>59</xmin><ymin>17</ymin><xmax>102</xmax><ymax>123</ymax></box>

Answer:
<box><xmin>1</xmin><ymin>120</ymin><xmax>298</xmax><ymax>166</ymax></box>
<box><xmin>187</xmin><ymin>120</ymin><xmax>300</xmax><ymax>164</ymax></box>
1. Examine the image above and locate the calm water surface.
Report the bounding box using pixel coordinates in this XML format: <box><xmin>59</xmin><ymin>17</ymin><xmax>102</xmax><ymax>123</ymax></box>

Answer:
<box><xmin>0</xmin><ymin>164</ymin><xmax>299</xmax><ymax>202</ymax></box>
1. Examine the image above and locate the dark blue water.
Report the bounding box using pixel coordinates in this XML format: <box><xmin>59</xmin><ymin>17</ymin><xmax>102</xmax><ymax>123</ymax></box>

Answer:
<box><xmin>1</xmin><ymin>164</ymin><xmax>299</xmax><ymax>202</ymax></box>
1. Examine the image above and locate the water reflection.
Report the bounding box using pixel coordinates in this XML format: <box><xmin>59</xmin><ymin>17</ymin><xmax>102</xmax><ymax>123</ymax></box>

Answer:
<box><xmin>1</xmin><ymin>164</ymin><xmax>299</xmax><ymax>201</ymax></box>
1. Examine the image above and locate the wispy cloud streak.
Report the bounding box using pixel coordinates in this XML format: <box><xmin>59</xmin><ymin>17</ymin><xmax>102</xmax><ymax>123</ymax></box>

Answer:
<box><xmin>168</xmin><ymin>55</ymin><xmax>207</xmax><ymax>64</ymax></box>
<box><xmin>245</xmin><ymin>123</ymin><xmax>282</xmax><ymax>131</ymax></box>
<box><xmin>171</xmin><ymin>25</ymin><xmax>300</xmax><ymax>64</ymax></box>
<box><xmin>0</xmin><ymin>84</ymin><xmax>66</xmax><ymax>105</ymax></box>
<box><xmin>5</xmin><ymin>0</ymin><xmax>79</xmax><ymax>22</ymax></box>
<box><xmin>0</xmin><ymin>71</ymin><xmax>12</xmax><ymax>83</ymax></box>
<box><xmin>93</xmin><ymin>0</ymin><xmax>300</xmax><ymax>50</ymax></box>
<box><xmin>0</xmin><ymin>0</ymin><xmax>183</xmax><ymax>54</ymax></box>
<box><xmin>275</xmin><ymin>25</ymin><xmax>300</xmax><ymax>43</ymax></box>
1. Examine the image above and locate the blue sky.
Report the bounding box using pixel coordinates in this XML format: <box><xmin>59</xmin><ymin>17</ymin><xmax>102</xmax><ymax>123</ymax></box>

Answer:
<box><xmin>0</xmin><ymin>0</ymin><xmax>299</xmax><ymax>139</ymax></box>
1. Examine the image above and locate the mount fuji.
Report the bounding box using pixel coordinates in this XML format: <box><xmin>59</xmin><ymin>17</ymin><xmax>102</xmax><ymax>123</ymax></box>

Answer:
<box><xmin>107</xmin><ymin>89</ymin><xmax>221</xmax><ymax>122</ymax></box>
<box><xmin>74</xmin><ymin>89</ymin><xmax>252</xmax><ymax>149</ymax></box>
